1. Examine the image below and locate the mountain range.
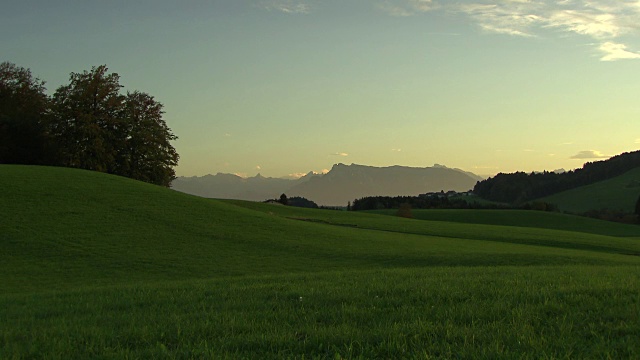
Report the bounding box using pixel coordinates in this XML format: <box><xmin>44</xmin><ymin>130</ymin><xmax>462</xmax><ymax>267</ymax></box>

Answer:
<box><xmin>171</xmin><ymin>163</ymin><xmax>483</xmax><ymax>206</ymax></box>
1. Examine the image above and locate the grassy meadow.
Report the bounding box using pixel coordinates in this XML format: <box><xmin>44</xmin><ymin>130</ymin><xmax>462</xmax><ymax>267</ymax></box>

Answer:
<box><xmin>2</xmin><ymin>165</ymin><xmax>640</xmax><ymax>358</ymax></box>
<box><xmin>366</xmin><ymin>208</ymin><xmax>640</xmax><ymax>237</ymax></box>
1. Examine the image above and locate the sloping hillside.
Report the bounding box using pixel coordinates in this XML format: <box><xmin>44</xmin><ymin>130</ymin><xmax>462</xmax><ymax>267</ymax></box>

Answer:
<box><xmin>2</xmin><ymin>165</ymin><xmax>640</xmax><ymax>294</ymax></box>
<box><xmin>474</xmin><ymin>150</ymin><xmax>640</xmax><ymax>204</ymax></box>
<box><xmin>3</xmin><ymin>165</ymin><xmax>640</xmax><ymax>358</ymax></box>
<box><xmin>538</xmin><ymin>166</ymin><xmax>640</xmax><ymax>213</ymax></box>
<box><xmin>366</xmin><ymin>209</ymin><xmax>640</xmax><ymax>237</ymax></box>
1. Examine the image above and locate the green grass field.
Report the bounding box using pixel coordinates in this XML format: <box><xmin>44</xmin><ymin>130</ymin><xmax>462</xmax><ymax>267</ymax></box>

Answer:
<box><xmin>366</xmin><ymin>208</ymin><xmax>640</xmax><ymax>237</ymax></box>
<box><xmin>2</xmin><ymin>165</ymin><xmax>640</xmax><ymax>358</ymax></box>
<box><xmin>537</xmin><ymin>166</ymin><xmax>640</xmax><ymax>214</ymax></box>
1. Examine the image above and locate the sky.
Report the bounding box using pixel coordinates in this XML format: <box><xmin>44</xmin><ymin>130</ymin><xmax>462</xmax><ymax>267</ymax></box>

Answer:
<box><xmin>3</xmin><ymin>0</ymin><xmax>640</xmax><ymax>178</ymax></box>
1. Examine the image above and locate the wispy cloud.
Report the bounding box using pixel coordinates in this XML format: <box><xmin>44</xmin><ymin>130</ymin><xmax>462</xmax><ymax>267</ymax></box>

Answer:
<box><xmin>391</xmin><ymin>148</ymin><xmax>402</xmax><ymax>152</ymax></box>
<box><xmin>259</xmin><ymin>0</ymin><xmax>640</xmax><ymax>61</ymax></box>
<box><xmin>458</xmin><ymin>3</ymin><xmax>542</xmax><ymax>37</ymax></box>
<box><xmin>261</xmin><ymin>0</ymin><xmax>310</xmax><ymax>14</ymax></box>
<box><xmin>256</xmin><ymin>165</ymin><xmax>262</xmax><ymax>170</ymax></box>
<box><xmin>546</xmin><ymin>11</ymin><xmax>620</xmax><ymax>38</ymax></box>
<box><xmin>570</xmin><ymin>150</ymin><xmax>609</xmax><ymax>159</ymax></box>
<box><xmin>378</xmin><ymin>0</ymin><xmax>439</xmax><ymax>17</ymax></box>
<box><xmin>331</xmin><ymin>152</ymin><xmax>349</xmax><ymax>157</ymax></box>
<box><xmin>450</xmin><ymin>1</ymin><xmax>640</xmax><ymax>61</ymax></box>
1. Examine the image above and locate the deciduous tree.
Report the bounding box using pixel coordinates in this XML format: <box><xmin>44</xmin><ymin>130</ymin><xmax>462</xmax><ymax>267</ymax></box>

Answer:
<box><xmin>49</xmin><ymin>65</ymin><xmax>178</xmax><ymax>186</ymax></box>
<box><xmin>119</xmin><ymin>91</ymin><xmax>179</xmax><ymax>186</ymax></box>
<box><xmin>49</xmin><ymin>65</ymin><xmax>124</xmax><ymax>172</ymax></box>
<box><xmin>0</xmin><ymin>62</ymin><xmax>53</xmax><ymax>164</ymax></box>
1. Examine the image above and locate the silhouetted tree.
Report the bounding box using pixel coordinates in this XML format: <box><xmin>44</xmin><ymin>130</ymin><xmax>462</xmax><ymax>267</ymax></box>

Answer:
<box><xmin>0</xmin><ymin>62</ymin><xmax>54</xmax><ymax>164</ymax></box>
<box><xmin>288</xmin><ymin>196</ymin><xmax>318</xmax><ymax>208</ymax></box>
<box><xmin>279</xmin><ymin>193</ymin><xmax>288</xmax><ymax>205</ymax></box>
<box><xmin>48</xmin><ymin>65</ymin><xmax>179</xmax><ymax>186</ymax></box>
<box><xmin>118</xmin><ymin>91</ymin><xmax>179</xmax><ymax>186</ymax></box>
<box><xmin>397</xmin><ymin>202</ymin><xmax>413</xmax><ymax>218</ymax></box>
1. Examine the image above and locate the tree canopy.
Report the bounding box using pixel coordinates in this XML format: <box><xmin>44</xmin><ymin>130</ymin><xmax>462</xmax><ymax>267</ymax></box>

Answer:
<box><xmin>0</xmin><ymin>62</ymin><xmax>179</xmax><ymax>186</ymax></box>
<box><xmin>0</xmin><ymin>62</ymin><xmax>53</xmax><ymax>165</ymax></box>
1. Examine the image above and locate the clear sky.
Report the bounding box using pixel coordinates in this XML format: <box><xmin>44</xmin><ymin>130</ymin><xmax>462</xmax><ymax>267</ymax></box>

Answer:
<box><xmin>3</xmin><ymin>0</ymin><xmax>640</xmax><ymax>178</ymax></box>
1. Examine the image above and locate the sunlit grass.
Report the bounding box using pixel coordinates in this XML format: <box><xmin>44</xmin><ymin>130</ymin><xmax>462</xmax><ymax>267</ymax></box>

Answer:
<box><xmin>366</xmin><ymin>208</ymin><xmax>640</xmax><ymax>237</ymax></box>
<box><xmin>2</xmin><ymin>266</ymin><xmax>639</xmax><ymax>359</ymax></box>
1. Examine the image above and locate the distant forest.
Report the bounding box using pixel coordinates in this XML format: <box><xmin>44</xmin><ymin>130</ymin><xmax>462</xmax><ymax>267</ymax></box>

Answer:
<box><xmin>351</xmin><ymin>195</ymin><xmax>485</xmax><ymax>211</ymax></box>
<box><xmin>473</xmin><ymin>151</ymin><xmax>640</xmax><ymax>204</ymax></box>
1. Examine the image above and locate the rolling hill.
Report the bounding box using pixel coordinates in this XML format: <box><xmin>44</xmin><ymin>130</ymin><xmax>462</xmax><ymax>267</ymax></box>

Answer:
<box><xmin>365</xmin><ymin>209</ymin><xmax>640</xmax><ymax>237</ymax></box>
<box><xmin>538</xmin><ymin>166</ymin><xmax>640</xmax><ymax>213</ymax></box>
<box><xmin>474</xmin><ymin>150</ymin><xmax>640</xmax><ymax>204</ymax></box>
<box><xmin>2</xmin><ymin>165</ymin><xmax>640</xmax><ymax>358</ymax></box>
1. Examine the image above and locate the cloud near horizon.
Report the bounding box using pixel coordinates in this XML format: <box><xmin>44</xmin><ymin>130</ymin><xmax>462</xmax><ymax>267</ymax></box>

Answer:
<box><xmin>570</xmin><ymin>150</ymin><xmax>610</xmax><ymax>159</ymax></box>
<box><xmin>331</xmin><ymin>152</ymin><xmax>349</xmax><ymax>157</ymax></box>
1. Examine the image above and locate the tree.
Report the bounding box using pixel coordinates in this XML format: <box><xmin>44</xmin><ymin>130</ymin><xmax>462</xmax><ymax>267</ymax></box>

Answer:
<box><xmin>49</xmin><ymin>65</ymin><xmax>125</xmax><ymax>172</ymax></box>
<box><xmin>397</xmin><ymin>202</ymin><xmax>413</xmax><ymax>218</ymax></box>
<box><xmin>49</xmin><ymin>65</ymin><xmax>178</xmax><ymax>186</ymax></box>
<box><xmin>0</xmin><ymin>62</ymin><xmax>53</xmax><ymax>164</ymax></box>
<box><xmin>118</xmin><ymin>91</ymin><xmax>179</xmax><ymax>186</ymax></box>
<box><xmin>279</xmin><ymin>193</ymin><xmax>288</xmax><ymax>205</ymax></box>
<box><xmin>288</xmin><ymin>196</ymin><xmax>318</xmax><ymax>208</ymax></box>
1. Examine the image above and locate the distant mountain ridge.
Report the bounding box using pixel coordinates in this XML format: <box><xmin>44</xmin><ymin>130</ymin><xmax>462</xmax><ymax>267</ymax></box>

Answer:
<box><xmin>171</xmin><ymin>163</ymin><xmax>482</xmax><ymax>206</ymax></box>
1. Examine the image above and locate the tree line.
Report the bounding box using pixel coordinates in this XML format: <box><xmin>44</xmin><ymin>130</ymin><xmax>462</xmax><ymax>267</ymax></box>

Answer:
<box><xmin>0</xmin><ymin>62</ymin><xmax>178</xmax><ymax>186</ymax></box>
<box><xmin>350</xmin><ymin>195</ymin><xmax>560</xmax><ymax>213</ymax></box>
<box><xmin>473</xmin><ymin>150</ymin><xmax>640</xmax><ymax>204</ymax></box>
<box><xmin>351</xmin><ymin>195</ymin><xmax>505</xmax><ymax>211</ymax></box>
